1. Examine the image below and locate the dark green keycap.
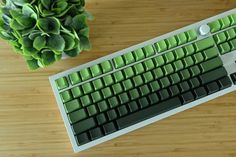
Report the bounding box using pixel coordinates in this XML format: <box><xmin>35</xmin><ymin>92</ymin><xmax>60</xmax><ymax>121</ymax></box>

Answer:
<box><xmin>139</xmin><ymin>85</ymin><xmax>150</xmax><ymax>96</ymax></box>
<box><xmin>163</xmin><ymin>64</ymin><xmax>174</xmax><ymax>75</ymax></box>
<box><xmin>68</xmin><ymin>73</ymin><xmax>81</xmax><ymax>85</ymax></box>
<box><xmin>108</xmin><ymin>97</ymin><xmax>119</xmax><ymax>108</ymax></box>
<box><xmin>96</xmin><ymin>113</ymin><xmax>107</xmax><ymax>125</ymax></box>
<box><xmin>123</xmin><ymin>67</ymin><xmax>135</xmax><ymax>79</ymax></box>
<box><xmin>68</xmin><ymin>109</ymin><xmax>87</xmax><ymax>123</ymax></box>
<box><xmin>81</xmin><ymin>82</ymin><xmax>93</xmax><ymax>94</ymax></box>
<box><xmin>90</xmin><ymin>65</ymin><xmax>102</xmax><ymax>77</ymax></box>
<box><xmin>80</xmin><ymin>68</ymin><xmax>92</xmax><ymax>81</ymax></box>
<box><xmin>152</xmin><ymin>67</ymin><xmax>164</xmax><ymax>79</ymax></box>
<box><xmin>133</xmin><ymin>48</ymin><xmax>145</xmax><ymax>61</ymax></box>
<box><xmin>101</xmin><ymin>60</ymin><xmax>113</xmax><ymax>73</ymax></box>
<box><xmin>143</xmin><ymin>45</ymin><xmax>155</xmax><ymax>57</ymax></box>
<box><xmin>229</xmin><ymin>13</ymin><xmax>236</xmax><ymax>25</ymax></box>
<box><xmin>170</xmin><ymin>73</ymin><xmax>181</xmax><ymax>84</ymax></box>
<box><xmin>229</xmin><ymin>39</ymin><xmax>236</xmax><ymax>51</ymax></box>
<box><xmin>87</xmin><ymin>105</ymin><xmax>97</xmax><ymax>116</ymax></box>
<box><xmin>220</xmin><ymin>17</ymin><xmax>231</xmax><ymax>29</ymax></box>
<box><xmin>103</xmin><ymin>74</ymin><xmax>114</xmax><ymax>86</ymax></box>
<box><xmin>184</xmin><ymin>44</ymin><xmax>195</xmax><ymax>56</ymax></box>
<box><xmin>118</xmin><ymin>93</ymin><xmax>129</xmax><ymax>104</ymax></box>
<box><xmin>203</xmin><ymin>47</ymin><xmax>219</xmax><ymax>60</ymax></box>
<box><xmin>180</xmin><ymin>69</ymin><xmax>191</xmax><ymax>80</ymax></box>
<box><xmin>160</xmin><ymin>77</ymin><xmax>171</xmax><ymax>88</ymax></box>
<box><xmin>173</xmin><ymin>60</ymin><xmax>184</xmax><ymax>71</ymax></box>
<box><xmin>122</xmin><ymin>79</ymin><xmax>133</xmax><ymax>91</ymax></box>
<box><xmin>164</xmin><ymin>51</ymin><xmax>175</xmax><ymax>63</ymax></box>
<box><xmin>183</xmin><ymin>56</ymin><xmax>194</xmax><ymax>68</ymax></box>
<box><xmin>60</xmin><ymin>90</ymin><xmax>72</xmax><ymax>103</ymax></box>
<box><xmin>133</xmin><ymin>75</ymin><xmax>144</xmax><ymax>87</ymax></box>
<box><xmin>200</xmin><ymin>57</ymin><xmax>223</xmax><ymax>73</ymax></box>
<box><xmin>92</xmin><ymin>78</ymin><xmax>104</xmax><ymax>90</ymax></box>
<box><xmin>225</xmin><ymin>28</ymin><xmax>236</xmax><ymax>40</ymax></box>
<box><xmin>80</xmin><ymin>95</ymin><xmax>92</xmax><ymax>107</ymax></box>
<box><xmin>113</xmin><ymin>56</ymin><xmax>125</xmax><ymax>69</ymax></box>
<box><xmin>133</xmin><ymin>63</ymin><xmax>145</xmax><ymax>75</ymax></box>
<box><xmin>174</xmin><ymin>48</ymin><xmax>185</xmax><ymax>59</ymax></box>
<box><xmin>208</xmin><ymin>20</ymin><xmax>221</xmax><ymax>33</ymax></box>
<box><xmin>218</xmin><ymin>42</ymin><xmax>231</xmax><ymax>54</ymax></box>
<box><xmin>143</xmin><ymin>59</ymin><xmax>155</xmax><ymax>71</ymax></box>
<box><xmin>123</xmin><ymin>52</ymin><xmax>135</xmax><ymax>65</ymax></box>
<box><xmin>185</xmin><ymin>29</ymin><xmax>198</xmax><ymax>42</ymax></box>
<box><xmin>194</xmin><ymin>37</ymin><xmax>215</xmax><ymax>52</ymax></box>
<box><xmin>176</xmin><ymin>32</ymin><xmax>187</xmax><ymax>45</ymax></box>
<box><xmin>155</xmin><ymin>40</ymin><xmax>167</xmax><ymax>53</ymax></box>
<box><xmin>91</xmin><ymin>91</ymin><xmax>102</xmax><ymax>103</ymax></box>
<box><xmin>193</xmin><ymin>53</ymin><xmax>204</xmax><ymax>64</ymax></box>
<box><xmin>71</xmin><ymin>86</ymin><xmax>83</xmax><ymax>98</ymax></box>
<box><xmin>102</xmin><ymin>87</ymin><xmax>112</xmax><ymax>99</ymax></box>
<box><xmin>190</xmin><ymin>65</ymin><xmax>201</xmax><ymax>77</ymax></box>
<box><xmin>64</xmin><ymin>99</ymin><xmax>81</xmax><ymax>113</ymax></box>
<box><xmin>113</xmin><ymin>71</ymin><xmax>124</xmax><ymax>82</ymax></box>
<box><xmin>56</xmin><ymin>77</ymin><xmax>69</xmax><ymax>90</ymax></box>
<box><xmin>149</xmin><ymin>81</ymin><xmax>160</xmax><ymax>92</ymax></box>
<box><xmin>143</xmin><ymin>71</ymin><xmax>154</xmax><ymax>83</ymax></box>
<box><xmin>153</xmin><ymin>55</ymin><xmax>165</xmax><ymax>67</ymax></box>
<box><xmin>112</xmin><ymin>83</ymin><xmax>123</xmax><ymax>95</ymax></box>
<box><xmin>166</xmin><ymin>36</ymin><xmax>177</xmax><ymax>49</ymax></box>
<box><xmin>129</xmin><ymin>89</ymin><xmax>140</xmax><ymax>100</ymax></box>
<box><xmin>97</xmin><ymin>101</ymin><xmax>108</xmax><ymax>112</ymax></box>
<box><xmin>214</xmin><ymin>32</ymin><xmax>227</xmax><ymax>44</ymax></box>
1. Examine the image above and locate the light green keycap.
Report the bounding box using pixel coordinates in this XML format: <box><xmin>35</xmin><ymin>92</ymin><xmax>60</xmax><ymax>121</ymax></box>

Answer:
<box><xmin>229</xmin><ymin>13</ymin><xmax>236</xmax><ymax>25</ymax></box>
<box><xmin>98</xmin><ymin>101</ymin><xmax>108</xmax><ymax>112</ymax></box>
<box><xmin>81</xmin><ymin>82</ymin><xmax>93</xmax><ymax>94</ymax></box>
<box><xmin>133</xmin><ymin>63</ymin><xmax>145</xmax><ymax>75</ymax></box>
<box><xmin>122</xmin><ymin>79</ymin><xmax>133</xmax><ymax>91</ymax></box>
<box><xmin>152</xmin><ymin>67</ymin><xmax>164</xmax><ymax>79</ymax></box>
<box><xmin>103</xmin><ymin>74</ymin><xmax>114</xmax><ymax>86</ymax></box>
<box><xmin>180</xmin><ymin>69</ymin><xmax>191</xmax><ymax>80</ymax></box>
<box><xmin>123</xmin><ymin>67</ymin><xmax>135</xmax><ymax>79</ymax></box>
<box><xmin>193</xmin><ymin>53</ymin><xmax>204</xmax><ymax>64</ymax></box>
<box><xmin>102</xmin><ymin>87</ymin><xmax>112</xmax><ymax>99</ymax></box>
<box><xmin>109</xmin><ymin>97</ymin><xmax>119</xmax><ymax>108</ymax></box>
<box><xmin>80</xmin><ymin>68</ymin><xmax>91</xmax><ymax>81</ymax></box>
<box><xmin>64</xmin><ymin>99</ymin><xmax>81</xmax><ymax>113</ymax></box>
<box><xmin>225</xmin><ymin>28</ymin><xmax>236</xmax><ymax>40</ymax></box>
<box><xmin>91</xmin><ymin>91</ymin><xmax>102</xmax><ymax>103</ymax></box>
<box><xmin>55</xmin><ymin>77</ymin><xmax>69</xmax><ymax>90</ymax></box>
<box><xmin>60</xmin><ymin>90</ymin><xmax>72</xmax><ymax>103</ymax></box>
<box><xmin>163</xmin><ymin>64</ymin><xmax>174</xmax><ymax>76</ymax></box>
<box><xmin>139</xmin><ymin>85</ymin><xmax>150</xmax><ymax>96</ymax></box>
<box><xmin>100</xmin><ymin>60</ymin><xmax>113</xmax><ymax>73</ymax></box>
<box><xmin>119</xmin><ymin>93</ymin><xmax>129</xmax><ymax>104</ymax></box>
<box><xmin>123</xmin><ymin>52</ymin><xmax>135</xmax><ymax>65</ymax></box>
<box><xmin>143</xmin><ymin>71</ymin><xmax>154</xmax><ymax>83</ymax></box>
<box><xmin>183</xmin><ymin>56</ymin><xmax>194</xmax><ymax>68</ymax></box>
<box><xmin>133</xmin><ymin>75</ymin><xmax>144</xmax><ymax>87</ymax></box>
<box><xmin>166</xmin><ymin>36</ymin><xmax>177</xmax><ymax>49</ymax></box>
<box><xmin>190</xmin><ymin>65</ymin><xmax>201</xmax><ymax>77</ymax></box>
<box><xmin>153</xmin><ymin>55</ymin><xmax>165</xmax><ymax>67</ymax></box>
<box><xmin>185</xmin><ymin>29</ymin><xmax>198</xmax><ymax>42</ymax></box>
<box><xmin>154</xmin><ymin>40</ymin><xmax>167</xmax><ymax>53</ymax></box>
<box><xmin>174</xmin><ymin>48</ymin><xmax>185</xmax><ymax>59</ymax></box>
<box><xmin>160</xmin><ymin>77</ymin><xmax>170</xmax><ymax>88</ymax></box>
<box><xmin>176</xmin><ymin>32</ymin><xmax>187</xmax><ymax>45</ymax></box>
<box><xmin>71</xmin><ymin>86</ymin><xmax>83</xmax><ymax>98</ymax></box>
<box><xmin>80</xmin><ymin>95</ymin><xmax>92</xmax><ymax>107</ymax></box>
<box><xmin>113</xmin><ymin>56</ymin><xmax>125</xmax><ymax>69</ymax></box>
<box><xmin>129</xmin><ymin>89</ymin><xmax>140</xmax><ymax>100</ymax></box>
<box><xmin>92</xmin><ymin>78</ymin><xmax>104</xmax><ymax>90</ymax></box>
<box><xmin>150</xmin><ymin>81</ymin><xmax>160</xmax><ymax>92</ymax></box>
<box><xmin>229</xmin><ymin>39</ymin><xmax>236</xmax><ymax>51</ymax></box>
<box><xmin>203</xmin><ymin>47</ymin><xmax>219</xmax><ymax>60</ymax></box>
<box><xmin>208</xmin><ymin>20</ymin><xmax>221</xmax><ymax>33</ymax></box>
<box><xmin>170</xmin><ymin>73</ymin><xmax>181</xmax><ymax>84</ymax></box>
<box><xmin>133</xmin><ymin>48</ymin><xmax>145</xmax><ymax>61</ymax></box>
<box><xmin>164</xmin><ymin>51</ymin><xmax>175</xmax><ymax>63</ymax></box>
<box><xmin>68</xmin><ymin>109</ymin><xmax>87</xmax><ymax>123</ymax></box>
<box><xmin>112</xmin><ymin>83</ymin><xmax>123</xmax><ymax>95</ymax></box>
<box><xmin>143</xmin><ymin>45</ymin><xmax>155</xmax><ymax>57</ymax></box>
<box><xmin>218</xmin><ymin>42</ymin><xmax>231</xmax><ymax>54</ymax></box>
<box><xmin>90</xmin><ymin>65</ymin><xmax>102</xmax><ymax>77</ymax></box>
<box><xmin>87</xmin><ymin>105</ymin><xmax>98</xmax><ymax>116</ymax></box>
<box><xmin>184</xmin><ymin>44</ymin><xmax>195</xmax><ymax>56</ymax></box>
<box><xmin>113</xmin><ymin>71</ymin><xmax>124</xmax><ymax>82</ymax></box>
<box><xmin>220</xmin><ymin>16</ymin><xmax>231</xmax><ymax>29</ymax></box>
<box><xmin>194</xmin><ymin>37</ymin><xmax>215</xmax><ymax>52</ymax></box>
<box><xmin>143</xmin><ymin>59</ymin><xmax>155</xmax><ymax>71</ymax></box>
<box><xmin>173</xmin><ymin>60</ymin><xmax>184</xmax><ymax>71</ymax></box>
<box><xmin>214</xmin><ymin>32</ymin><xmax>227</xmax><ymax>44</ymax></box>
<box><xmin>68</xmin><ymin>72</ymin><xmax>81</xmax><ymax>85</ymax></box>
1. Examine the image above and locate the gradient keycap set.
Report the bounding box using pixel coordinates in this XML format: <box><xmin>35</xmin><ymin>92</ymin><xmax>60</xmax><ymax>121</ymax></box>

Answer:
<box><xmin>49</xmin><ymin>9</ymin><xmax>236</xmax><ymax>152</ymax></box>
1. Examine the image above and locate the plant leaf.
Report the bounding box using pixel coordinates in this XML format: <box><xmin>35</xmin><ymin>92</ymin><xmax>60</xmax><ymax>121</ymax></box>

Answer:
<box><xmin>46</xmin><ymin>34</ymin><xmax>65</xmax><ymax>51</ymax></box>
<box><xmin>80</xmin><ymin>35</ymin><xmax>91</xmax><ymax>50</ymax></box>
<box><xmin>41</xmin><ymin>0</ymin><xmax>51</xmax><ymax>10</ymax></box>
<box><xmin>72</xmin><ymin>14</ymin><xmax>87</xmax><ymax>30</ymax></box>
<box><xmin>62</xmin><ymin>34</ymin><xmax>75</xmax><ymax>51</ymax></box>
<box><xmin>33</xmin><ymin>35</ymin><xmax>46</xmax><ymax>50</ymax></box>
<box><xmin>26</xmin><ymin>59</ymin><xmax>40</xmax><ymax>70</ymax></box>
<box><xmin>22</xmin><ymin>4</ymin><xmax>37</xmax><ymax>19</ymax></box>
<box><xmin>64</xmin><ymin>46</ymin><xmax>81</xmax><ymax>57</ymax></box>
<box><xmin>79</xmin><ymin>27</ymin><xmax>89</xmax><ymax>37</ymax></box>
<box><xmin>37</xmin><ymin>17</ymin><xmax>60</xmax><ymax>34</ymax></box>
<box><xmin>41</xmin><ymin>49</ymin><xmax>56</xmax><ymax>66</ymax></box>
<box><xmin>10</xmin><ymin>19</ymin><xmax>27</xmax><ymax>30</ymax></box>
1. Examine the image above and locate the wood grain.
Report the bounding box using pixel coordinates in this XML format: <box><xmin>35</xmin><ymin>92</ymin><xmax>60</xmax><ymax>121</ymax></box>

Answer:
<box><xmin>0</xmin><ymin>0</ymin><xmax>236</xmax><ymax>157</ymax></box>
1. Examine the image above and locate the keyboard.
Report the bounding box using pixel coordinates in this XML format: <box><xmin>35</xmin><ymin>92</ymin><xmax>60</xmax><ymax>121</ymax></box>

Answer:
<box><xmin>49</xmin><ymin>9</ymin><xmax>236</xmax><ymax>153</ymax></box>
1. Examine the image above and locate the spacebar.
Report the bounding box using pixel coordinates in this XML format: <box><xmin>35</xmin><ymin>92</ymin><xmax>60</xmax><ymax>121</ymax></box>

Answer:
<box><xmin>116</xmin><ymin>97</ymin><xmax>182</xmax><ymax>129</ymax></box>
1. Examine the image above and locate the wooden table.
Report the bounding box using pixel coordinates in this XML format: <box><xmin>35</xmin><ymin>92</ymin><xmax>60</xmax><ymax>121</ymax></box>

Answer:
<box><xmin>1</xmin><ymin>0</ymin><xmax>236</xmax><ymax>156</ymax></box>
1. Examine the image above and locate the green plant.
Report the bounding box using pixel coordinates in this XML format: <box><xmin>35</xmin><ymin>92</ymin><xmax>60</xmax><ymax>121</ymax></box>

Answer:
<box><xmin>0</xmin><ymin>0</ymin><xmax>93</xmax><ymax>70</ymax></box>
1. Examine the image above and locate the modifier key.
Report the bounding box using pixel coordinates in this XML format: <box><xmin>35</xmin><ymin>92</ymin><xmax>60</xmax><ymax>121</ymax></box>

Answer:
<box><xmin>217</xmin><ymin>77</ymin><xmax>232</xmax><ymax>90</ymax></box>
<box><xmin>199</xmin><ymin>67</ymin><xmax>227</xmax><ymax>84</ymax></box>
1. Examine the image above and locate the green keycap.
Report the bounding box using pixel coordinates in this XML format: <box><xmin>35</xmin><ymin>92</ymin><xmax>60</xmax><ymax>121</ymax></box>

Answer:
<box><xmin>203</xmin><ymin>47</ymin><xmax>219</xmax><ymax>60</ymax></box>
<box><xmin>190</xmin><ymin>65</ymin><xmax>201</xmax><ymax>77</ymax></box>
<box><xmin>133</xmin><ymin>48</ymin><xmax>145</xmax><ymax>61</ymax></box>
<box><xmin>123</xmin><ymin>52</ymin><xmax>135</xmax><ymax>65</ymax></box>
<box><xmin>153</xmin><ymin>55</ymin><xmax>165</xmax><ymax>67</ymax></box>
<box><xmin>56</xmin><ymin>77</ymin><xmax>69</xmax><ymax>90</ymax></box>
<box><xmin>225</xmin><ymin>28</ymin><xmax>236</xmax><ymax>40</ymax></box>
<box><xmin>123</xmin><ymin>67</ymin><xmax>135</xmax><ymax>79</ymax></box>
<box><xmin>174</xmin><ymin>48</ymin><xmax>185</xmax><ymax>59</ymax></box>
<box><xmin>68</xmin><ymin>109</ymin><xmax>87</xmax><ymax>123</ymax></box>
<box><xmin>155</xmin><ymin>40</ymin><xmax>167</xmax><ymax>53</ymax></box>
<box><xmin>143</xmin><ymin>59</ymin><xmax>155</xmax><ymax>71</ymax></box>
<box><xmin>193</xmin><ymin>53</ymin><xmax>204</xmax><ymax>64</ymax></box>
<box><xmin>97</xmin><ymin>101</ymin><xmax>108</xmax><ymax>112</ymax></box>
<box><xmin>166</xmin><ymin>36</ymin><xmax>177</xmax><ymax>49</ymax></box>
<box><xmin>102</xmin><ymin>87</ymin><xmax>112</xmax><ymax>99</ymax></box>
<box><xmin>129</xmin><ymin>89</ymin><xmax>140</xmax><ymax>100</ymax></box>
<box><xmin>149</xmin><ymin>81</ymin><xmax>160</xmax><ymax>92</ymax></box>
<box><xmin>143</xmin><ymin>71</ymin><xmax>154</xmax><ymax>83</ymax></box>
<box><xmin>183</xmin><ymin>56</ymin><xmax>194</xmax><ymax>68</ymax></box>
<box><xmin>68</xmin><ymin>73</ymin><xmax>81</xmax><ymax>85</ymax></box>
<box><xmin>160</xmin><ymin>77</ymin><xmax>170</xmax><ymax>88</ymax></box>
<box><xmin>133</xmin><ymin>75</ymin><xmax>144</xmax><ymax>87</ymax></box>
<box><xmin>186</xmin><ymin>29</ymin><xmax>198</xmax><ymax>42</ymax></box>
<box><xmin>184</xmin><ymin>44</ymin><xmax>195</xmax><ymax>56</ymax></box>
<box><xmin>214</xmin><ymin>32</ymin><xmax>227</xmax><ymax>44</ymax></box>
<box><xmin>60</xmin><ymin>90</ymin><xmax>72</xmax><ymax>103</ymax></box>
<box><xmin>200</xmin><ymin>57</ymin><xmax>223</xmax><ymax>73</ymax></box>
<box><xmin>64</xmin><ymin>99</ymin><xmax>81</xmax><ymax>113</ymax></box>
<box><xmin>218</xmin><ymin>42</ymin><xmax>231</xmax><ymax>55</ymax></box>
<box><xmin>91</xmin><ymin>91</ymin><xmax>102</xmax><ymax>103</ymax></box>
<box><xmin>180</xmin><ymin>69</ymin><xmax>191</xmax><ymax>80</ymax></box>
<box><xmin>164</xmin><ymin>51</ymin><xmax>175</xmax><ymax>63</ymax></box>
<box><xmin>71</xmin><ymin>86</ymin><xmax>83</xmax><ymax>98</ymax></box>
<box><xmin>113</xmin><ymin>71</ymin><xmax>124</xmax><ymax>82</ymax></box>
<box><xmin>194</xmin><ymin>37</ymin><xmax>215</xmax><ymax>52</ymax></box>
<box><xmin>208</xmin><ymin>20</ymin><xmax>221</xmax><ymax>33</ymax></box>
<box><xmin>87</xmin><ymin>105</ymin><xmax>97</xmax><ymax>116</ymax></box>
<box><xmin>176</xmin><ymin>32</ymin><xmax>187</xmax><ymax>45</ymax></box>
<box><xmin>108</xmin><ymin>97</ymin><xmax>119</xmax><ymax>108</ymax></box>
<box><xmin>113</xmin><ymin>56</ymin><xmax>125</xmax><ymax>69</ymax></box>
<box><xmin>80</xmin><ymin>68</ymin><xmax>91</xmax><ymax>81</ymax></box>
<box><xmin>81</xmin><ymin>82</ymin><xmax>93</xmax><ymax>94</ymax></box>
<box><xmin>173</xmin><ymin>60</ymin><xmax>184</xmax><ymax>71</ymax></box>
<box><xmin>92</xmin><ymin>78</ymin><xmax>104</xmax><ymax>90</ymax></box>
<box><xmin>170</xmin><ymin>73</ymin><xmax>181</xmax><ymax>84</ymax></box>
<box><xmin>122</xmin><ymin>79</ymin><xmax>133</xmax><ymax>91</ymax></box>
<box><xmin>152</xmin><ymin>67</ymin><xmax>164</xmax><ymax>79</ymax></box>
<box><xmin>101</xmin><ymin>60</ymin><xmax>113</xmax><ymax>73</ymax></box>
<box><xmin>163</xmin><ymin>64</ymin><xmax>174</xmax><ymax>75</ymax></box>
<box><xmin>220</xmin><ymin>17</ymin><xmax>231</xmax><ymax>29</ymax></box>
<box><xmin>133</xmin><ymin>63</ymin><xmax>145</xmax><ymax>75</ymax></box>
<box><xmin>103</xmin><ymin>74</ymin><xmax>114</xmax><ymax>86</ymax></box>
<box><xmin>229</xmin><ymin>39</ymin><xmax>236</xmax><ymax>51</ymax></box>
<box><xmin>112</xmin><ymin>83</ymin><xmax>123</xmax><ymax>95</ymax></box>
<box><xmin>119</xmin><ymin>93</ymin><xmax>129</xmax><ymax>104</ymax></box>
<box><xmin>80</xmin><ymin>95</ymin><xmax>92</xmax><ymax>107</ymax></box>
<box><xmin>139</xmin><ymin>85</ymin><xmax>150</xmax><ymax>96</ymax></box>
<box><xmin>90</xmin><ymin>65</ymin><xmax>102</xmax><ymax>77</ymax></box>
<box><xmin>143</xmin><ymin>45</ymin><xmax>155</xmax><ymax>57</ymax></box>
<box><xmin>229</xmin><ymin>13</ymin><xmax>236</xmax><ymax>25</ymax></box>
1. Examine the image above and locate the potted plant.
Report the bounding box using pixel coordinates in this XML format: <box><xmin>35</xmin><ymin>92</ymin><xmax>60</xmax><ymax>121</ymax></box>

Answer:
<box><xmin>0</xmin><ymin>0</ymin><xmax>93</xmax><ymax>70</ymax></box>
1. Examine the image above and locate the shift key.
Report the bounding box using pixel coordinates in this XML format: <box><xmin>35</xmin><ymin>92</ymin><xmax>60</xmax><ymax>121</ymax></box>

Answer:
<box><xmin>72</xmin><ymin>118</ymin><xmax>96</xmax><ymax>135</ymax></box>
<box><xmin>194</xmin><ymin>37</ymin><xmax>215</xmax><ymax>52</ymax></box>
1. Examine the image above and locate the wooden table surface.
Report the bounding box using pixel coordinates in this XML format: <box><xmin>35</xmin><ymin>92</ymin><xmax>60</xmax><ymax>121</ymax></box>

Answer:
<box><xmin>1</xmin><ymin>0</ymin><xmax>236</xmax><ymax>157</ymax></box>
